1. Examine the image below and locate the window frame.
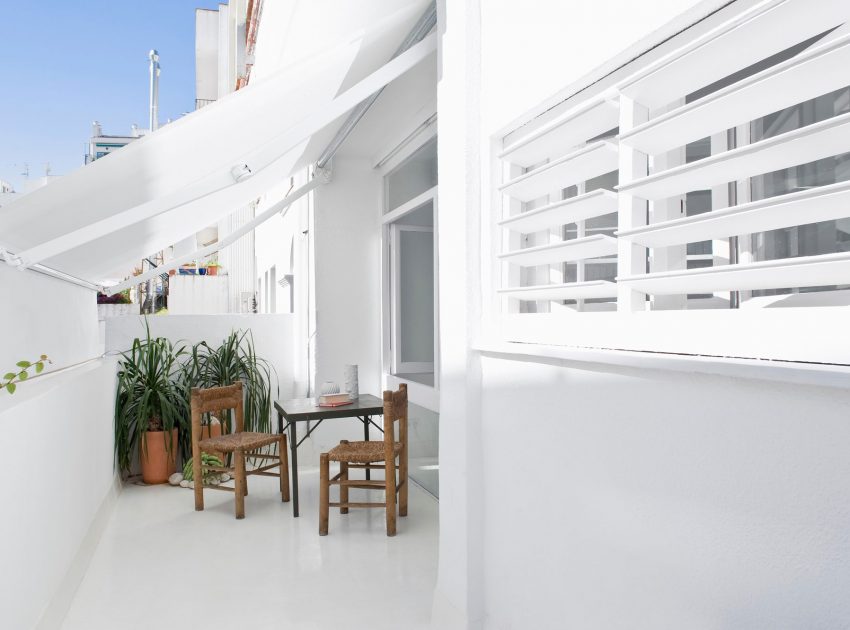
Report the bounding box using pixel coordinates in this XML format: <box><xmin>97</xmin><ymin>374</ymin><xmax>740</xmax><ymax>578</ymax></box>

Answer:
<box><xmin>485</xmin><ymin>4</ymin><xmax>850</xmax><ymax>368</ymax></box>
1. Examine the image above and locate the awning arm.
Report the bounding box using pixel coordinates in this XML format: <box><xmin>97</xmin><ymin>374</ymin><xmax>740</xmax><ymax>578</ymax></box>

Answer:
<box><xmin>316</xmin><ymin>1</ymin><xmax>437</xmax><ymax>169</ymax></box>
<box><xmin>15</xmin><ymin>31</ymin><xmax>438</xmax><ymax>271</ymax></box>
<box><xmin>104</xmin><ymin>171</ymin><xmax>329</xmax><ymax>295</ymax></box>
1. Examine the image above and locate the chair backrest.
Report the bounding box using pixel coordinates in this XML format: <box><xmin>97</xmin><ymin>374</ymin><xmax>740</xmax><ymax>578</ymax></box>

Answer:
<box><xmin>382</xmin><ymin>383</ymin><xmax>408</xmax><ymax>456</ymax></box>
<box><xmin>190</xmin><ymin>383</ymin><xmax>244</xmax><ymax>448</ymax></box>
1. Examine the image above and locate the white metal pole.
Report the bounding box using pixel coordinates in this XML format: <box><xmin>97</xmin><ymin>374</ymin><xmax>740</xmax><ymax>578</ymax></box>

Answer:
<box><xmin>149</xmin><ymin>50</ymin><xmax>160</xmax><ymax>132</ymax></box>
<box><xmin>105</xmin><ymin>174</ymin><xmax>327</xmax><ymax>295</ymax></box>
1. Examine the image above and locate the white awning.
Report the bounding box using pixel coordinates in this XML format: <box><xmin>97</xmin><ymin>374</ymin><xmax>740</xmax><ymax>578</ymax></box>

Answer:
<box><xmin>0</xmin><ymin>0</ymin><xmax>434</xmax><ymax>286</ymax></box>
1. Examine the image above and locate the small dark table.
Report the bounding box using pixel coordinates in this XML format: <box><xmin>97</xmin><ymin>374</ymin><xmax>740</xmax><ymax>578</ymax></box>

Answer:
<box><xmin>274</xmin><ymin>395</ymin><xmax>384</xmax><ymax>517</ymax></box>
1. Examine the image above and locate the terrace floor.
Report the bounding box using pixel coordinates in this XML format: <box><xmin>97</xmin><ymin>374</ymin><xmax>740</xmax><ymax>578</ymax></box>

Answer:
<box><xmin>60</xmin><ymin>466</ymin><xmax>439</xmax><ymax>629</ymax></box>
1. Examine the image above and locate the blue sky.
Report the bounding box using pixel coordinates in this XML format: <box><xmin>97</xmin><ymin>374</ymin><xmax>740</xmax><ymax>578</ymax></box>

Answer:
<box><xmin>0</xmin><ymin>0</ymin><xmax>222</xmax><ymax>191</ymax></box>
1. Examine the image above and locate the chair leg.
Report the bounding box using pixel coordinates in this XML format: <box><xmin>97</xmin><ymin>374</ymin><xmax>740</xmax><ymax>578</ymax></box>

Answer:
<box><xmin>319</xmin><ymin>453</ymin><xmax>330</xmax><ymax>535</ymax></box>
<box><xmin>242</xmin><ymin>453</ymin><xmax>249</xmax><ymax>497</ymax></box>
<box><xmin>399</xmin><ymin>453</ymin><xmax>408</xmax><ymax>518</ymax></box>
<box><xmin>385</xmin><ymin>458</ymin><xmax>397</xmax><ymax>537</ymax></box>
<box><xmin>279</xmin><ymin>434</ymin><xmax>290</xmax><ymax>502</ymax></box>
<box><xmin>340</xmin><ymin>461</ymin><xmax>349</xmax><ymax>514</ymax></box>
<box><xmin>193</xmin><ymin>447</ymin><xmax>204</xmax><ymax>512</ymax></box>
<box><xmin>234</xmin><ymin>448</ymin><xmax>246</xmax><ymax>519</ymax></box>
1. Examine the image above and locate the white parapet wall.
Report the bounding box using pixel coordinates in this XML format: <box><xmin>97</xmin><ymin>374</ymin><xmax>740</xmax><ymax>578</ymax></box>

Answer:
<box><xmin>0</xmin><ymin>264</ymin><xmax>117</xmax><ymax>630</ymax></box>
<box><xmin>104</xmin><ymin>313</ymin><xmax>296</xmax><ymax>401</ymax></box>
<box><xmin>167</xmin><ymin>275</ymin><xmax>230</xmax><ymax>314</ymax></box>
<box><xmin>0</xmin><ymin>358</ymin><xmax>119</xmax><ymax>630</ymax></box>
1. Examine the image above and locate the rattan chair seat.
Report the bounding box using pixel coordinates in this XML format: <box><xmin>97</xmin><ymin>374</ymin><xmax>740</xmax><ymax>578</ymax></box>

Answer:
<box><xmin>327</xmin><ymin>440</ymin><xmax>403</xmax><ymax>463</ymax></box>
<box><xmin>199</xmin><ymin>431</ymin><xmax>280</xmax><ymax>453</ymax></box>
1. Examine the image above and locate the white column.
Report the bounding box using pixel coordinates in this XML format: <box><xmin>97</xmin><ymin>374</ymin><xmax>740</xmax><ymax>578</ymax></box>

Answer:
<box><xmin>649</xmin><ymin>145</ymin><xmax>687</xmax><ymax>310</ymax></box>
<box><xmin>501</xmin><ymin>162</ymin><xmax>523</xmax><ymax>314</ymax></box>
<box><xmin>734</xmin><ymin>122</ymin><xmax>753</xmax><ymax>304</ymax></box>
<box><xmin>617</xmin><ymin>95</ymin><xmax>649</xmax><ymax>312</ymax></box>
<box><xmin>575</xmin><ymin>182</ymin><xmax>586</xmax><ymax>312</ymax></box>
<box><xmin>433</xmin><ymin>0</ymin><xmax>485</xmax><ymax>627</ymax></box>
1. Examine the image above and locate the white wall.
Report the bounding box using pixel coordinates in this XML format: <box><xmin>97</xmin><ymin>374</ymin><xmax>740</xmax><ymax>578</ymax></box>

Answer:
<box><xmin>0</xmin><ymin>267</ymin><xmax>116</xmax><ymax>630</ymax></box>
<box><xmin>480</xmin><ymin>356</ymin><xmax>850</xmax><ymax>628</ymax></box>
<box><xmin>0</xmin><ymin>266</ymin><xmax>101</xmax><ymax>372</ymax></box>
<box><xmin>217</xmin><ymin>204</ymin><xmax>257</xmax><ymax>314</ymax></box>
<box><xmin>195</xmin><ymin>9</ymin><xmax>220</xmax><ymax>103</ymax></box>
<box><xmin>310</xmin><ymin>156</ymin><xmax>383</xmax><ymax>453</ymax></box>
<box><xmin>435</xmin><ymin>0</ymin><xmax>850</xmax><ymax>628</ymax></box>
<box><xmin>167</xmin><ymin>275</ymin><xmax>229</xmax><ymax>314</ymax></box>
<box><xmin>253</xmin><ymin>170</ymin><xmax>313</xmax><ymax>394</ymax></box>
<box><xmin>105</xmin><ymin>314</ymin><xmax>296</xmax><ymax>401</ymax></box>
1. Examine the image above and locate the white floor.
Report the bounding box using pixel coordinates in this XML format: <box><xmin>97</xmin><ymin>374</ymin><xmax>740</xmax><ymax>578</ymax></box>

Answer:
<box><xmin>61</xmin><ymin>467</ymin><xmax>439</xmax><ymax>630</ymax></box>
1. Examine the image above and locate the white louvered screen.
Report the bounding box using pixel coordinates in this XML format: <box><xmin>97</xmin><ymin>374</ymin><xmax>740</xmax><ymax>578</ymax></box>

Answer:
<box><xmin>496</xmin><ymin>0</ymin><xmax>850</xmax><ymax>324</ymax></box>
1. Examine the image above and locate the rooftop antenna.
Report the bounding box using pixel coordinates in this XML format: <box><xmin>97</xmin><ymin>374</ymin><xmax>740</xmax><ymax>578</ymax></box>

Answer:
<box><xmin>21</xmin><ymin>163</ymin><xmax>29</xmax><ymax>178</ymax></box>
<box><xmin>149</xmin><ymin>49</ymin><xmax>160</xmax><ymax>132</ymax></box>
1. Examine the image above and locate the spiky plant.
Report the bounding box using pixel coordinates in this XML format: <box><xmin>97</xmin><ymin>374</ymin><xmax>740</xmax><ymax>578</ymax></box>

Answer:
<box><xmin>182</xmin><ymin>329</ymin><xmax>275</xmax><ymax>435</ymax></box>
<box><xmin>114</xmin><ymin>322</ymin><xmax>188</xmax><ymax>475</ymax></box>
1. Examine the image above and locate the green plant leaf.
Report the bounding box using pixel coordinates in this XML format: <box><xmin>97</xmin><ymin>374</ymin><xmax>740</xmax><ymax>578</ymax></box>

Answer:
<box><xmin>16</xmin><ymin>361</ymin><xmax>31</xmax><ymax>368</ymax></box>
<box><xmin>35</xmin><ymin>362</ymin><xmax>44</xmax><ymax>374</ymax></box>
<box><xmin>18</xmin><ymin>371</ymin><xmax>28</xmax><ymax>380</ymax></box>
<box><xmin>3</xmin><ymin>373</ymin><xmax>15</xmax><ymax>381</ymax></box>
<box><xmin>6</xmin><ymin>383</ymin><xmax>16</xmax><ymax>394</ymax></box>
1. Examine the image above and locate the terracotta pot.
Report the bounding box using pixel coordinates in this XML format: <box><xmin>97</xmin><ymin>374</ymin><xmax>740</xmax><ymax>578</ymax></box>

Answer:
<box><xmin>206</xmin><ymin>266</ymin><xmax>218</xmax><ymax>276</ymax></box>
<box><xmin>140</xmin><ymin>428</ymin><xmax>179</xmax><ymax>484</ymax></box>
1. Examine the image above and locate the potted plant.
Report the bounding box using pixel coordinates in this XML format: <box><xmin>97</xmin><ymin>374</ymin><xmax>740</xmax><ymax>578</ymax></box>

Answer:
<box><xmin>181</xmin><ymin>330</ymin><xmax>275</xmax><ymax>443</ymax></box>
<box><xmin>206</xmin><ymin>262</ymin><xmax>222</xmax><ymax>276</ymax></box>
<box><xmin>114</xmin><ymin>323</ymin><xmax>188</xmax><ymax>484</ymax></box>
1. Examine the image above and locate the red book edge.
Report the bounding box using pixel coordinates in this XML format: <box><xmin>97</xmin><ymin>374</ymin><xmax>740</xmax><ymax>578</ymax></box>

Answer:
<box><xmin>318</xmin><ymin>400</ymin><xmax>354</xmax><ymax>407</ymax></box>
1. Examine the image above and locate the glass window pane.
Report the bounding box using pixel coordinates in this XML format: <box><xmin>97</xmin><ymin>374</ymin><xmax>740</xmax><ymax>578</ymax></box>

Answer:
<box><xmin>386</xmin><ymin>138</ymin><xmax>438</xmax><ymax>212</ymax></box>
<box><xmin>748</xmin><ymin>87</ymin><xmax>850</xmax><ymax>296</ymax></box>
<box><xmin>399</xmin><ymin>229</ymin><xmax>434</xmax><ymax>364</ymax></box>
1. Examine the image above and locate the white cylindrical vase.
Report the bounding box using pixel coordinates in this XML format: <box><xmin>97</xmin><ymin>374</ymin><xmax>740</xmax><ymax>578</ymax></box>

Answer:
<box><xmin>344</xmin><ymin>364</ymin><xmax>359</xmax><ymax>400</ymax></box>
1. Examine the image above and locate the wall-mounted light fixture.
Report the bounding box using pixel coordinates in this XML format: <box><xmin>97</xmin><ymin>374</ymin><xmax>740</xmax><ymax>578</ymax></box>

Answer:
<box><xmin>230</xmin><ymin>163</ymin><xmax>253</xmax><ymax>183</ymax></box>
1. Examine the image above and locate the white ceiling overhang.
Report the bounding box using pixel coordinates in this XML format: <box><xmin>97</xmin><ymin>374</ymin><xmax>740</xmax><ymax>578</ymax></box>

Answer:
<box><xmin>0</xmin><ymin>0</ymin><xmax>433</xmax><ymax>286</ymax></box>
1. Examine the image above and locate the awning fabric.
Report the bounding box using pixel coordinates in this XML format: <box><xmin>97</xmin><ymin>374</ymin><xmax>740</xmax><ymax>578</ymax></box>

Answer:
<box><xmin>0</xmin><ymin>0</ymin><xmax>432</xmax><ymax>285</ymax></box>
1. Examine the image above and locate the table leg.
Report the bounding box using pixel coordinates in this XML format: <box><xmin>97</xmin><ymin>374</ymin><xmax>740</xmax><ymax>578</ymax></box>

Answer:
<box><xmin>364</xmin><ymin>415</ymin><xmax>371</xmax><ymax>481</ymax></box>
<box><xmin>289</xmin><ymin>418</ymin><xmax>299</xmax><ymax>517</ymax></box>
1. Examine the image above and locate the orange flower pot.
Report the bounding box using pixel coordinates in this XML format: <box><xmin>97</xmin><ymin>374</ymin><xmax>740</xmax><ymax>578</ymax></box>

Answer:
<box><xmin>140</xmin><ymin>429</ymin><xmax>179</xmax><ymax>484</ymax></box>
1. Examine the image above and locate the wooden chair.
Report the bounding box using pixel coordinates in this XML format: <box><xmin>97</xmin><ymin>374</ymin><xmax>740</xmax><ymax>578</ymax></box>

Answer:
<box><xmin>319</xmin><ymin>383</ymin><xmax>408</xmax><ymax>536</ymax></box>
<box><xmin>190</xmin><ymin>382</ymin><xmax>290</xmax><ymax>519</ymax></box>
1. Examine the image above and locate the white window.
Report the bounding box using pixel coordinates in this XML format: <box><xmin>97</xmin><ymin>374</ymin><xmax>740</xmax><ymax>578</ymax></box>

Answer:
<box><xmin>382</xmin><ymin>133</ymin><xmax>439</xmax><ymax>389</ymax></box>
<box><xmin>391</xmin><ymin>211</ymin><xmax>435</xmax><ymax>374</ymax></box>
<box><xmin>492</xmin><ymin>3</ymin><xmax>850</xmax><ymax>364</ymax></box>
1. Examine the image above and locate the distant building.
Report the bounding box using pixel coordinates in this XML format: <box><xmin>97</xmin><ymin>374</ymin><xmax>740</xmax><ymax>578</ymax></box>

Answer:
<box><xmin>0</xmin><ymin>176</ymin><xmax>60</xmax><ymax>207</ymax></box>
<box><xmin>84</xmin><ymin>121</ymin><xmax>145</xmax><ymax>164</ymax></box>
<box><xmin>0</xmin><ymin>180</ymin><xmax>14</xmax><ymax>207</ymax></box>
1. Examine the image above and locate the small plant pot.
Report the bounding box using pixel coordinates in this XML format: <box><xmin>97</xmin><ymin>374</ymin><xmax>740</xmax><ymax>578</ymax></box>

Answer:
<box><xmin>140</xmin><ymin>428</ymin><xmax>179</xmax><ymax>484</ymax></box>
<box><xmin>206</xmin><ymin>266</ymin><xmax>218</xmax><ymax>276</ymax></box>
<box><xmin>198</xmin><ymin>267</ymin><xmax>207</xmax><ymax>276</ymax></box>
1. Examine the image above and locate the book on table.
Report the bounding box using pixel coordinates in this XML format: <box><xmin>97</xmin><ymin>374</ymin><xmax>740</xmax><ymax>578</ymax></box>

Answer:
<box><xmin>318</xmin><ymin>392</ymin><xmax>353</xmax><ymax>407</ymax></box>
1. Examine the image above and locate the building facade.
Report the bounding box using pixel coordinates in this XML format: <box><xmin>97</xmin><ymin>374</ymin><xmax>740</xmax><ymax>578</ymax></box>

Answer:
<box><xmin>84</xmin><ymin>121</ymin><xmax>143</xmax><ymax>165</ymax></box>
